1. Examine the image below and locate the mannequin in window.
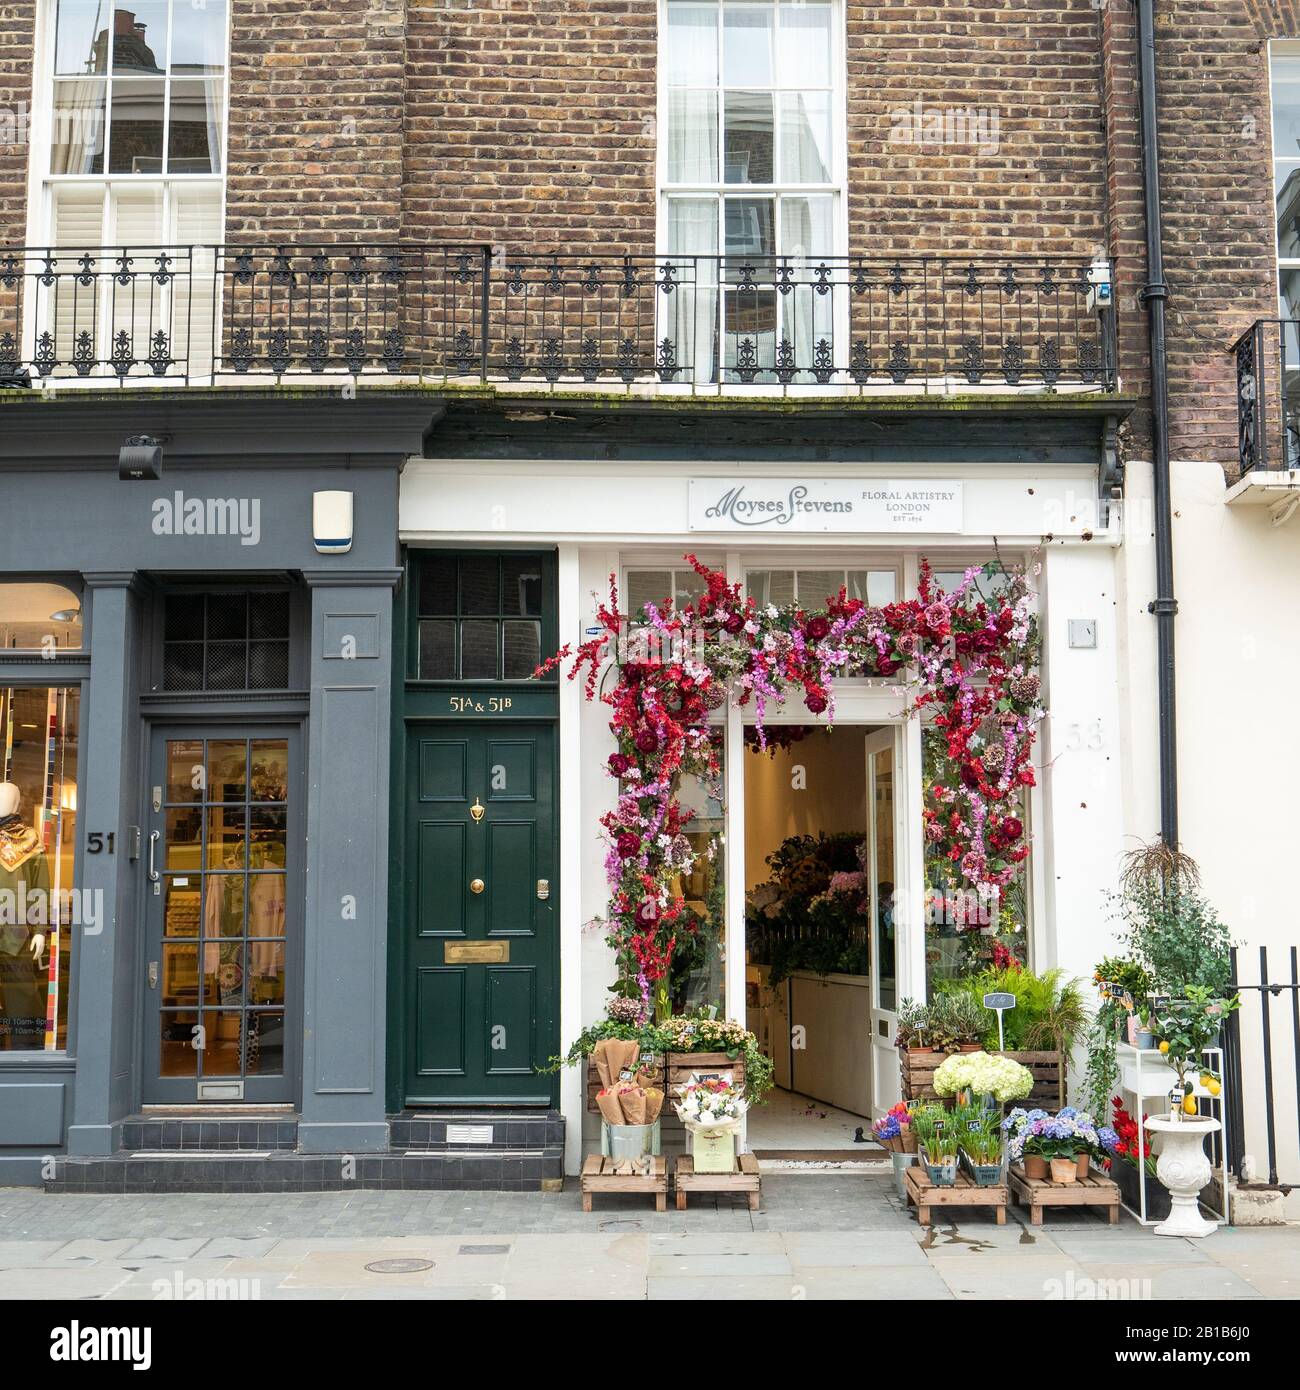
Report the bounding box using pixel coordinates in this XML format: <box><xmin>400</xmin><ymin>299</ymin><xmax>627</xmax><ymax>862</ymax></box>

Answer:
<box><xmin>0</xmin><ymin>782</ymin><xmax>50</xmax><ymax>1049</ymax></box>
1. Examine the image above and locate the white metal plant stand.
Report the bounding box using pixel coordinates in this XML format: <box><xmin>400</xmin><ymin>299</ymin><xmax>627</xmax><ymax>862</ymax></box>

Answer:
<box><xmin>1116</xmin><ymin>1042</ymin><xmax>1230</xmax><ymax>1229</ymax></box>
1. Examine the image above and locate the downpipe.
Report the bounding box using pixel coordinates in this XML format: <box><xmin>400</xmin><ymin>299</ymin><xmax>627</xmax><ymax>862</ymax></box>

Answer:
<box><xmin>1134</xmin><ymin>0</ymin><xmax>1179</xmax><ymax>847</ymax></box>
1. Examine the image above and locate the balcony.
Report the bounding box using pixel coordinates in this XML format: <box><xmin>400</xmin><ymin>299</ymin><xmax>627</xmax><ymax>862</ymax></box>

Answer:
<box><xmin>1230</xmin><ymin>320</ymin><xmax>1300</xmax><ymax>516</ymax></box>
<box><xmin>0</xmin><ymin>244</ymin><xmax>1116</xmax><ymax>398</ymax></box>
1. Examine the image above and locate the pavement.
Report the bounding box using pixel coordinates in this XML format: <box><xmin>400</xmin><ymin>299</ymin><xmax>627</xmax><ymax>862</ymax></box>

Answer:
<box><xmin>0</xmin><ymin>1173</ymin><xmax>1295</xmax><ymax>1300</ymax></box>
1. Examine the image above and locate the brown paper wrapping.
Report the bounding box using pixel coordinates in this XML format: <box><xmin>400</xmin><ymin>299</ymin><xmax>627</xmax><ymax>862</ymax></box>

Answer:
<box><xmin>596</xmin><ymin>1088</ymin><xmax>626</xmax><ymax>1127</ymax></box>
<box><xmin>607</xmin><ymin>1040</ymin><xmax>640</xmax><ymax>1080</ymax></box>
<box><xmin>643</xmin><ymin>1088</ymin><xmax>664</xmax><ymax>1123</ymax></box>
<box><xmin>620</xmin><ymin>1086</ymin><xmax>648</xmax><ymax>1125</ymax></box>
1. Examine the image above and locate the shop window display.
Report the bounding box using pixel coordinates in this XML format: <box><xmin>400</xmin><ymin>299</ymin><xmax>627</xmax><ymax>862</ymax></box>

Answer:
<box><xmin>0</xmin><ymin>685</ymin><xmax>79</xmax><ymax>1051</ymax></box>
<box><xmin>0</xmin><ymin>581</ymin><xmax>83</xmax><ymax>651</ymax></box>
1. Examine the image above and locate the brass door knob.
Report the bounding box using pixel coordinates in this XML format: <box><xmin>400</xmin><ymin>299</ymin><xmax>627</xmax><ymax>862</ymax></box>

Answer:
<box><xmin>470</xmin><ymin>878</ymin><xmax>485</xmax><ymax>895</ymax></box>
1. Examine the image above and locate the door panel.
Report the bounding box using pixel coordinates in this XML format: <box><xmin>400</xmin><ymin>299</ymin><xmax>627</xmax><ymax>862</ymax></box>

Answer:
<box><xmin>405</xmin><ymin>722</ymin><xmax>557</xmax><ymax>1104</ymax></box>
<box><xmin>144</xmin><ymin>728</ymin><xmax>300</xmax><ymax>1104</ymax></box>
<box><xmin>866</xmin><ymin>727</ymin><xmax>902</xmax><ymax>1113</ymax></box>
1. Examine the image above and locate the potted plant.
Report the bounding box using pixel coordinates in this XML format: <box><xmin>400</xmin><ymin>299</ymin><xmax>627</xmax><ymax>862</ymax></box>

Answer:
<box><xmin>954</xmin><ymin>1103</ymin><xmax>1005</xmax><ymax>1186</ymax></box>
<box><xmin>911</xmin><ymin>1105</ymin><xmax>959</xmax><ymax>1186</ymax></box>
<box><xmin>894</xmin><ymin>998</ymin><xmax>933</xmax><ymax>1053</ymax></box>
<box><xmin>937</xmin><ymin>992</ymin><xmax>987</xmax><ymax>1052</ymax></box>
<box><xmin>932</xmin><ymin>1050</ymin><xmax>1035</xmax><ymax>1108</ymax></box>
<box><xmin>1150</xmin><ymin>984</ymin><xmax>1239</xmax><ymax>1119</ymax></box>
<box><xmin>874</xmin><ymin>1103</ymin><xmax>918</xmax><ymax>1196</ymax></box>
<box><xmin>1003</xmin><ymin>1106</ymin><xmax>1102</xmax><ymax>1183</ymax></box>
<box><xmin>1133</xmin><ymin>1004</ymin><xmax>1156</xmax><ymax>1050</ymax></box>
<box><xmin>1099</xmin><ymin>1096</ymin><xmax>1171</xmax><ymax>1220</ymax></box>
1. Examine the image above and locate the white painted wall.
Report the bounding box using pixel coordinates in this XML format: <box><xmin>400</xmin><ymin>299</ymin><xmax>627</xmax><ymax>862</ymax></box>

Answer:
<box><xmin>1118</xmin><ymin>459</ymin><xmax>1300</xmax><ymax>1211</ymax></box>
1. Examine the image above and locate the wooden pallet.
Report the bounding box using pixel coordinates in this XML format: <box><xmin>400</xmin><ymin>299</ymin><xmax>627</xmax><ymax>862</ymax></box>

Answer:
<box><xmin>904</xmin><ymin>1164</ymin><xmax>1008</xmax><ymax>1225</ymax></box>
<box><xmin>586</xmin><ymin>1052</ymin><xmax>745</xmax><ymax>1112</ymax></box>
<box><xmin>1009</xmin><ymin>1166</ymin><xmax>1120</xmax><ymax>1225</ymax></box>
<box><xmin>900</xmin><ymin>1049</ymin><xmax>1066</xmax><ymax>1108</ymax></box>
<box><xmin>580</xmin><ymin>1154</ymin><xmax>668</xmax><ymax>1212</ymax></box>
<box><xmin>674</xmin><ymin>1152</ymin><xmax>762</xmax><ymax>1211</ymax></box>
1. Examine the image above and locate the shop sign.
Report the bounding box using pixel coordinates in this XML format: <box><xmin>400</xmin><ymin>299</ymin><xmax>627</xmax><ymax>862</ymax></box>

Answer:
<box><xmin>688</xmin><ymin>479</ymin><xmax>964</xmax><ymax>533</ymax></box>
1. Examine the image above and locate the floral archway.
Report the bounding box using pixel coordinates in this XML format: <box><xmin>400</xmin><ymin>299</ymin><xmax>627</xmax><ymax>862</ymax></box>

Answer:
<box><xmin>538</xmin><ymin>556</ymin><xmax>1043</xmax><ymax>1021</ymax></box>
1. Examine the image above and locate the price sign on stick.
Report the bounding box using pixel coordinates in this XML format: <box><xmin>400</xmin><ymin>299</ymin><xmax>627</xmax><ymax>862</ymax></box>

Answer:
<box><xmin>983</xmin><ymin>992</ymin><xmax>1017</xmax><ymax>1051</ymax></box>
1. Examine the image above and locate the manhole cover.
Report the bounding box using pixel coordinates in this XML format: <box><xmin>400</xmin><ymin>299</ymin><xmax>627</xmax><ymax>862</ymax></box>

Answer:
<box><xmin>458</xmin><ymin>1244</ymin><xmax>510</xmax><ymax>1255</ymax></box>
<box><xmin>364</xmin><ymin>1258</ymin><xmax>435</xmax><ymax>1274</ymax></box>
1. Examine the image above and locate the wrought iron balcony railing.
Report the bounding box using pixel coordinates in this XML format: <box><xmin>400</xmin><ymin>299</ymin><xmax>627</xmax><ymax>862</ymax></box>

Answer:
<box><xmin>0</xmin><ymin>244</ymin><xmax>1116</xmax><ymax>394</ymax></box>
<box><xmin>1233</xmin><ymin>318</ymin><xmax>1300</xmax><ymax>473</ymax></box>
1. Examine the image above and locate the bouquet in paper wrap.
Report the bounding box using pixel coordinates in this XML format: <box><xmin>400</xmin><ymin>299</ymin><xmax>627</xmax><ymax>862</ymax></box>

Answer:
<box><xmin>673</xmin><ymin>1077</ymin><xmax>748</xmax><ymax>1137</ymax></box>
<box><xmin>596</xmin><ymin>1084</ymin><xmax>665</xmax><ymax>1127</ymax></box>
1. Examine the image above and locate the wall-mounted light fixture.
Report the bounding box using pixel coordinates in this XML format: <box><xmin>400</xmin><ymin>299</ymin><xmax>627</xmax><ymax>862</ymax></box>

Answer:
<box><xmin>119</xmin><ymin>435</ymin><xmax>163</xmax><ymax>480</ymax></box>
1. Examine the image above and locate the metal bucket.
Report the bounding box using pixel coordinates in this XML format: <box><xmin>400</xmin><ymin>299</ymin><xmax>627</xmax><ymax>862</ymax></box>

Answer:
<box><xmin>606</xmin><ymin>1123</ymin><xmax>655</xmax><ymax>1161</ymax></box>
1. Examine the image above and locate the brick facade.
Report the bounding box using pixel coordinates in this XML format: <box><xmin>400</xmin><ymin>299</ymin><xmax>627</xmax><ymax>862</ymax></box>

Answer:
<box><xmin>224</xmin><ymin>0</ymin><xmax>410</xmax><ymax>239</ymax></box>
<box><xmin>5</xmin><ymin>0</ymin><xmax>1300</xmax><ymax>475</ymax></box>
<box><xmin>0</xmin><ymin>2</ymin><xmax>36</xmax><ymax>247</ymax></box>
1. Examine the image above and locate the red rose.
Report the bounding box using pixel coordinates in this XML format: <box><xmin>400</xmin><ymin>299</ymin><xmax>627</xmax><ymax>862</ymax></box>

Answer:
<box><xmin>616</xmin><ymin>832</ymin><xmax>641</xmax><ymax>858</ymax></box>
<box><xmin>634</xmin><ymin>727</ymin><xmax>659</xmax><ymax>754</ymax></box>
<box><xmin>635</xmin><ymin>899</ymin><xmax>659</xmax><ymax>925</ymax></box>
<box><xmin>608</xmin><ymin>753</ymin><xmax>631</xmax><ymax>776</ymax></box>
<box><xmin>805</xmin><ymin>689</ymin><xmax>828</xmax><ymax>715</ymax></box>
<box><xmin>1001</xmin><ymin>816</ymin><xmax>1024</xmax><ymax>841</ymax></box>
<box><xmin>723</xmin><ymin>612</ymin><xmax>745</xmax><ymax>635</ymax></box>
<box><xmin>806</xmin><ymin>615</ymin><xmax>830</xmax><ymax>641</ymax></box>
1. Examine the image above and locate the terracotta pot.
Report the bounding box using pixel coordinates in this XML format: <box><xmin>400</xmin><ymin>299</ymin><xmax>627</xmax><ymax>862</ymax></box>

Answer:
<box><xmin>958</xmin><ymin>1043</ymin><xmax>982</xmax><ymax>1053</ymax></box>
<box><xmin>1076</xmin><ymin>1152</ymin><xmax>1091</xmax><ymax>1179</ymax></box>
<box><xmin>908</xmin><ymin>1045</ymin><xmax>935</xmax><ymax>1055</ymax></box>
<box><xmin>1050</xmin><ymin>1157</ymin><xmax>1079</xmax><ymax>1185</ymax></box>
<box><xmin>1023</xmin><ymin>1154</ymin><xmax>1049</xmax><ymax>1181</ymax></box>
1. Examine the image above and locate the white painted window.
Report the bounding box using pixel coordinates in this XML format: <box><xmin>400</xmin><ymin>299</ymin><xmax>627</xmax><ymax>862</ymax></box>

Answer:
<box><xmin>659</xmin><ymin>0</ymin><xmax>845</xmax><ymax>380</ymax></box>
<box><xmin>1270</xmin><ymin>40</ymin><xmax>1300</xmax><ymax>359</ymax></box>
<box><xmin>31</xmin><ymin>1</ymin><xmax>229</xmax><ymax>374</ymax></box>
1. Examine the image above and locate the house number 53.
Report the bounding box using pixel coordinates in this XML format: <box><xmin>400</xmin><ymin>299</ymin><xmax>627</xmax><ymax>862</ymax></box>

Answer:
<box><xmin>1063</xmin><ymin>719</ymin><xmax>1104</xmax><ymax>751</ymax></box>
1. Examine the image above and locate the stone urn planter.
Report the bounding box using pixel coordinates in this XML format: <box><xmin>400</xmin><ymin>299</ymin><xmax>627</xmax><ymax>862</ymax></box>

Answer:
<box><xmin>1145</xmin><ymin>1116</ymin><xmax>1220</xmax><ymax>1238</ymax></box>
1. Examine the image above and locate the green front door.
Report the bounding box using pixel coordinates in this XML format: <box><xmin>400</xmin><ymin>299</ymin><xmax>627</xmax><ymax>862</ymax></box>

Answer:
<box><xmin>404</xmin><ymin>722</ymin><xmax>557</xmax><ymax>1104</ymax></box>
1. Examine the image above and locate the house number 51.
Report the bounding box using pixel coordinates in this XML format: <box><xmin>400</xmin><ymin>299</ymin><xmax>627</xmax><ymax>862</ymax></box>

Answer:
<box><xmin>87</xmin><ymin>832</ymin><xmax>116</xmax><ymax>854</ymax></box>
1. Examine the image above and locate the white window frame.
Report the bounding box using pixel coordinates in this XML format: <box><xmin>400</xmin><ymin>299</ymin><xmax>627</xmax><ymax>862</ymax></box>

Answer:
<box><xmin>656</xmin><ymin>0</ymin><xmax>849</xmax><ymax>261</ymax></box>
<box><xmin>25</xmin><ymin>0</ymin><xmax>232</xmax><ymax>251</ymax></box>
<box><xmin>1269</xmin><ymin>39</ymin><xmax>1300</xmax><ymax>344</ymax></box>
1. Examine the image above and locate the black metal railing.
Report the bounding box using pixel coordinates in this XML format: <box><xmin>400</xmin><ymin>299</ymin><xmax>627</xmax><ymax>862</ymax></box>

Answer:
<box><xmin>494</xmin><ymin>253</ymin><xmax>1115</xmax><ymax>390</ymax></box>
<box><xmin>1223</xmin><ymin>945</ymin><xmax>1300</xmax><ymax>1188</ymax></box>
<box><xmin>0</xmin><ymin>244</ymin><xmax>1117</xmax><ymax>392</ymax></box>
<box><xmin>1232</xmin><ymin>318</ymin><xmax>1300</xmax><ymax>473</ymax></box>
<box><xmin>0</xmin><ymin>244</ymin><xmax>490</xmax><ymax>385</ymax></box>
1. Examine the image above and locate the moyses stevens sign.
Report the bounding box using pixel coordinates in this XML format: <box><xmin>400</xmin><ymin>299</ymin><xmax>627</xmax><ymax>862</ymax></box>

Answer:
<box><xmin>688</xmin><ymin>480</ymin><xmax>964</xmax><ymax>533</ymax></box>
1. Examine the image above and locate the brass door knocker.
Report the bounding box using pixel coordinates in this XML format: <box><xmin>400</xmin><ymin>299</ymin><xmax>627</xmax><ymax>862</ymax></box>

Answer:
<box><xmin>469</xmin><ymin>797</ymin><xmax>486</xmax><ymax>824</ymax></box>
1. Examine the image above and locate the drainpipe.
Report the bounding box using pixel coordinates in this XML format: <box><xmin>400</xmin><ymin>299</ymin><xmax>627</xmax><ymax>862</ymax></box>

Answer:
<box><xmin>1134</xmin><ymin>0</ymin><xmax>1179</xmax><ymax>847</ymax></box>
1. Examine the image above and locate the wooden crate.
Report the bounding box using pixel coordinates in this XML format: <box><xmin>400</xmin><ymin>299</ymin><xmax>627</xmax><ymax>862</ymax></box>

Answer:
<box><xmin>904</xmin><ymin>1165</ymin><xmax>1008</xmax><ymax>1226</ymax></box>
<box><xmin>580</xmin><ymin>1154</ymin><xmax>668</xmax><ymax>1212</ymax></box>
<box><xmin>585</xmin><ymin>1051</ymin><xmax>746</xmax><ymax>1113</ymax></box>
<box><xmin>1009</xmin><ymin>1166</ymin><xmax>1120</xmax><ymax>1226</ymax></box>
<box><xmin>674</xmin><ymin>1152</ymin><xmax>761</xmax><ymax>1211</ymax></box>
<box><xmin>900</xmin><ymin>1049</ymin><xmax>1066</xmax><ymax>1108</ymax></box>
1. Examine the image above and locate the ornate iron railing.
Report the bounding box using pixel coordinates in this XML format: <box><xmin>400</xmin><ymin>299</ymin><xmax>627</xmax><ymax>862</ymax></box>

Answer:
<box><xmin>494</xmin><ymin>254</ymin><xmax>1115</xmax><ymax>390</ymax></box>
<box><xmin>0</xmin><ymin>245</ymin><xmax>1116</xmax><ymax>393</ymax></box>
<box><xmin>0</xmin><ymin>244</ymin><xmax>489</xmax><ymax>385</ymax></box>
<box><xmin>1233</xmin><ymin>318</ymin><xmax>1300</xmax><ymax>474</ymax></box>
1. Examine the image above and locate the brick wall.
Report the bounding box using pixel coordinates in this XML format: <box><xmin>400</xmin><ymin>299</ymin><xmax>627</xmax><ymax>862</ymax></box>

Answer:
<box><xmin>0</xmin><ymin>2</ymin><xmax>36</xmax><ymax>247</ymax></box>
<box><xmin>224</xmin><ymin>0</ymin><xmax>409</xmax><ymax>240</ymax></box>
<box><xmin>1104</xmin><ymin>1</ymin><xmax>1298</xmax><ymax>473</ymax></box>
<box><xmin>844</xmin><ymin>1</ymin><xmax>1108</xmax><ymax>256</ymax></box>
<box><xmin>401</xmin><ymin>0</ymin><xmax>658</xmax><ymax>255</ymax></box>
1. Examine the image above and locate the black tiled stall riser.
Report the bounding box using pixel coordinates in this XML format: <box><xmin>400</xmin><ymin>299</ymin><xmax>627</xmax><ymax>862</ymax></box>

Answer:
<box><xmin>119</xmin><ymin>1116</ymin><xmax>299</xmax><ymax>1152</ymax></box>
<box><xmin>44</xmin><ymin>1149</ymin><xmax>565</xmax><ymax>1194</ymax></box>
<box><xmin>389</xmin><ymin>1110</ymin><xmax>565</xmax><ymax>1151</ymax></box>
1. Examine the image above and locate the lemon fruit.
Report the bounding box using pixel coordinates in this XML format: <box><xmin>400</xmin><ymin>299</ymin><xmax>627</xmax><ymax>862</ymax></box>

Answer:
<box><xmin>1158</xmin><ymin>1040</ymin><xmax>1170</xmax><ymax>1054</ymax></box>
<box><xmin>1182</xmin><ymin>1095</ymin><xmax>1198</xmax><ymax>1116</ymax></box>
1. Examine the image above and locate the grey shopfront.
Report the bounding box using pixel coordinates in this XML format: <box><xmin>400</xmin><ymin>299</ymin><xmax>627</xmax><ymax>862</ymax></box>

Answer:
<box><xmin>0</xmin><ymin>391</ymin><xmax>436</xmax><ymax>1184</ymax></box>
